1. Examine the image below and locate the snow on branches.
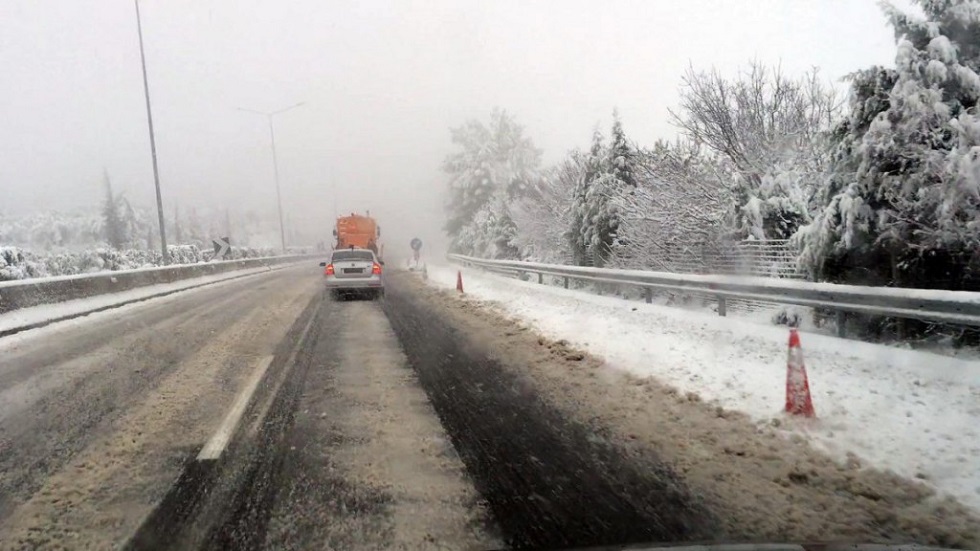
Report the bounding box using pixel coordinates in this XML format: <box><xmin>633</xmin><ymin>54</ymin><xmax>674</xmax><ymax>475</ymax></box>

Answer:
<box><xmin>798</xmin><ymin>0</ymin><xmax>980</xmax><ymax>288</ymax></box>
<box><xmin>442</xmin><ymin>0</ymin><xmax>980</xmax><ymax>304</ymax></box>
<box><xmin>0</xmin><ymin>244</ymin><xmax>279</xmax><ymax>282</ymax></box>
<box><xmin>670</xmin><ymin>61</ymin><xmax>840</xmax><ymax>241</ymax></box>
<box><xmin>443</xmin><ymin>109</ymin><xmax>543</xmax><ymax>258</ymax></box>
<box><xmin>609</xmin><ymin>140</ymin><xmax>735</xmax><ymax>272</ymax></box>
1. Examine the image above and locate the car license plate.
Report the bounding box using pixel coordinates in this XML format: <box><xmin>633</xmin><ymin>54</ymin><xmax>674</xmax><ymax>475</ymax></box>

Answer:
<box><xmin>343</xmin><ymin>268</ymin><xmax>364</xmax><ymax>274</ymax></box>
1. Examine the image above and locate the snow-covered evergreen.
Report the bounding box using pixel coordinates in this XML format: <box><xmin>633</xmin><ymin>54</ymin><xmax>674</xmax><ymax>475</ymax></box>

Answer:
<box><xmin>443</xmin><ymin>109</ymin><xmax>542</xmax><ymax>257</ymax></box>
<box><xmin>607</xmin><ymin>111</ymin><xmax>638</xmax><ymax>188</ymax></box>
<box><xmin>567</xmin><ymin>128</ymin><xmax>605</xmax><ymax>265</ymax></box>
<box><xmin>432</xmin><ymin>2</ymin><xmax>979</xmax><ymax>343</ymax></box>
<box><xmin>566</xmin><ymin>114</ymin><xmax>637</xmax><ymax>266</ymax></box>
<box><xmin>798</xmin><ymin>0</ymin><xmax>980</xmax><ymax>289</ymax></box>
<box><xmin>446</xmin><ymin>2</ymin><xmax>977</xmax><ymax>306</ymax></box>
<box><xmin>102</xmin><ymin>172</ymin><xmax>127</xmax><ymax>250</ymax></box>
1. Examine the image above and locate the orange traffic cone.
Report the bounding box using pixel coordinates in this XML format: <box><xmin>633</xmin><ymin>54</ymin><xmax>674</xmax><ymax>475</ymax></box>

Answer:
<box><xmin>785</xmin><ymin>328</ymin><xmax>815</xmax><ymax>417</ymax></box>
<box><xmin>456</xmin><ymin>270</ymin><xmax>464</xmax><ymax>294</ymax></box>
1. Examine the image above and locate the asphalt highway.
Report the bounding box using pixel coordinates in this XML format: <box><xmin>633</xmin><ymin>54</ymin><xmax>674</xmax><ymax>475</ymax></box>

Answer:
<box><xmin>3</xmin><ymin>266</ymin><xmax>970</xmax><ymax>550</ymax></box>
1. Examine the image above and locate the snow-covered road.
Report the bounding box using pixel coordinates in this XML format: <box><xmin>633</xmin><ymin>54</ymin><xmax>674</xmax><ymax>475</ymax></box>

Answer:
<box><xmin>430</xmin><ymin>263</ymin><xmax>980</xmax><ymax>514</ymax></box>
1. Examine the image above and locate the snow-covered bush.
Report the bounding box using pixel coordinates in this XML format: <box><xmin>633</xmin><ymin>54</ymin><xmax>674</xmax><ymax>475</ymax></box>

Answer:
<box><xmin>451</xmin><ymin>196</ymin><xmax>521</xmax><ymax>260</ymax></box>
<box><xmin>1</xmin><ymin>202</ymin><xmax>283</xmax><ymax>255</ymax></box>
<box><xmin>0</xmin><ymin>247</ymin><xmax>48</xmax><ymax>281</ymax></box>
<box><xmin>0</xmin><ymin>245</ymin><xmax>281</xmax><ymax>281</ymax></box>
<box><xmin>510</xmin><ymin>156</ymin><xmax>581</xmax><ymax>263</ymax></box>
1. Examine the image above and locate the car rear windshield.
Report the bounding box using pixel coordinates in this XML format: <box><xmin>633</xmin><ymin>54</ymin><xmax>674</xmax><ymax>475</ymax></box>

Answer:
<box><xmin>332</xmin><ymin>250</ymin><xmax>375</xmax><ymax>262</ymax></box>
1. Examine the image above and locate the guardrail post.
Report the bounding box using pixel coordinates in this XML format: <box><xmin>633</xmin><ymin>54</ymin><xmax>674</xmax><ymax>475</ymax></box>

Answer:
<box><xmin>644</xmin><ymin>287</ymin><xmax>652</xmax><ymax>304</ymax></box>
<box><xmin>717</xmin><ymin>296</ymin><xmax>727</xmax><ymax>317</ymax></box>
<box><xmin>836</xmin><ymin>311</ymin><xmax>847</xmax><ymax>338</ymax></box>
<box><xmin>538</xmin><ymin>272</ymin><xmax>543</xmax><ymax>284</ymax></box>
<box><xmin>563</xmin><ymin>276</ymin><xmax>569</xmax><ymax>289</ymax></box>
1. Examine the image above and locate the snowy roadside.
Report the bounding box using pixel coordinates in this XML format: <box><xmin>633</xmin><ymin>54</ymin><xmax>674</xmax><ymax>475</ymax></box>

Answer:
<box><xmin>427</xmin><ymin>263</ymin><xmax>980</xmax><ymax>514</ymax></box>
<box><xmin>0</xmin><ymin>263</ymin><xmax>298</xmax><ymax>337</ymax></box>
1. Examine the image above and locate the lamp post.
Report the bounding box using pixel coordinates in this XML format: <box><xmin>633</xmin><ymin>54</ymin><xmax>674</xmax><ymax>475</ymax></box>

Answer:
<box><xmin>237</xmin><ymin>102</ymin><xmax>305</xmax><ymax>253</ymax></box>
<box><xmin>134</xmin><ymin>0</ymin><xmax>168</xmax><ymax>263</ymax></box>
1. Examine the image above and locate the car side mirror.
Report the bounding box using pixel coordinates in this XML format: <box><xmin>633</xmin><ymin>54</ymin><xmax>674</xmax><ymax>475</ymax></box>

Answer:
<box><xmin>318</xmin><ymin>262</ymin><xmax>327</xmax><ymax>267</ymax></box>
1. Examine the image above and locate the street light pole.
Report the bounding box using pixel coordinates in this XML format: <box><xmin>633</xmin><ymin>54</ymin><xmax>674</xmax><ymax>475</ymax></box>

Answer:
<box><xmin>134</xmin><ymin>0</ymin><xmax>169</xmax><ymax>264</ymax></box>
<box><xmin>237</xmin><ymin>102</ymin><xmax>304</xmax><ymax>254</ymax></box>
<box><xmin>267</xmin><ymin>118</ymin><xmax>286</xmax><ymax>253</ymax></box>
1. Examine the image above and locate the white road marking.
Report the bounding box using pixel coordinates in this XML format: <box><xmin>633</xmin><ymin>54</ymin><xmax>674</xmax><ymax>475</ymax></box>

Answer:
<box><xmin>244</xmin><ymin>303</ymin><xmax>321</xmax><ymax>439</ymax></box>
<box><xmin>197</xmin><ymin>355</ymin><xmax>275</xmax><ymax>461</ymax></box>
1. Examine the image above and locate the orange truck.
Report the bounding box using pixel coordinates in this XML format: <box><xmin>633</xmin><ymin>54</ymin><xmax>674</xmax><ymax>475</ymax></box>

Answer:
<box><xmin>333</xmin><ymin>212</ymin><xmax>382</xmax><ymax>257</ymax></box>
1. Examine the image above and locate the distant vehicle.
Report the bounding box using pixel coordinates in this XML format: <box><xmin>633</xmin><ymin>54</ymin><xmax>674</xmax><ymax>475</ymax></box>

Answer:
<box><xmin>320</xmin><ymin>247</ymin><xmax>385</xmax><ymax>300</ymax></box>
<box><xmin>333</xmin><ymin>212</ymin><xmax>382</xmax><ymax>257</ymax></box>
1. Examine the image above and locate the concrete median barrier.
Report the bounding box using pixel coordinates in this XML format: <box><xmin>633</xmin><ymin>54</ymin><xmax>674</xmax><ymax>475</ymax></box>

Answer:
<box><xmin>0</xmin><ymin>255</ymin><xmax>313</xmax><ymax>315</ymax></box>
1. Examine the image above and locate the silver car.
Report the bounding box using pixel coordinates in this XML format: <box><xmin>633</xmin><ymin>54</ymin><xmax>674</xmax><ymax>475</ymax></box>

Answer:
<box><xmin>320</xmin><ymin>248</ymin><xmax>385</xmax><ymax>300</ymax></box>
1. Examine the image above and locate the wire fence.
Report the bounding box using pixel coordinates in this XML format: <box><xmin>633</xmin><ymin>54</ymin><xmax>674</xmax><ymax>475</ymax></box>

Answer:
<box><xmin>646</xmin><ymin>239</ymin><xmax>802</xmax><ymax>279</ymax></box>
<box><xmin>609</xmin><ymin>239</ymin><xmax>801</xmax><ymax>313</ymax></box>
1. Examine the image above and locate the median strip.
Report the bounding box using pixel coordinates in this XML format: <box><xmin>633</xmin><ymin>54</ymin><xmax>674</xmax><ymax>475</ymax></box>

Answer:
<box><xmin>0</xmin><ymin>264</ymin><xmax>298</xmax><ymax>339</ymax></box>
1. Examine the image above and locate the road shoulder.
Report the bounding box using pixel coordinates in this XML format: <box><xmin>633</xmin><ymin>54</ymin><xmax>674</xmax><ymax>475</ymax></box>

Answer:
<box><xmin>395</xmin><ymin>270</ymin><xmax>980</xmax><ymax>549</ymax></box>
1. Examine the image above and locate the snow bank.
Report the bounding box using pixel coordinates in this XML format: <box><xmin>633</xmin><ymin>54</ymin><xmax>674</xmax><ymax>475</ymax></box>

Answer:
<box><xmin>429</xmin><ymin>263</ymin><xmax>980</xmax><ymax>513</ymax></box>
<box><xmin>450</xmin><ymin>254</ymin><xmax>980</xmax><ymax>305</ymax></box>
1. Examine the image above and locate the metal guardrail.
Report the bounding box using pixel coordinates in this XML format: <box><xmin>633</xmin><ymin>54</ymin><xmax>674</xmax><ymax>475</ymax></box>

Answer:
<box><xmin>0</xmin><ymin>254</ymin><xmax>314</xmax><ymax>315</ymax></box>
<box><xmin>448</xmin><ymin>254</ymin><xmax>980</xmax><ymax>337</ymax></box>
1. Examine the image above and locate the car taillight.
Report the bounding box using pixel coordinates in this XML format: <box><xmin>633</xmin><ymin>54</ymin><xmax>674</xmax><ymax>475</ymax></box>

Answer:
<box><xmin>325</xmin><ymin>264</ymin><xmax>334</xmax><ymax>275</ymax></box>
<box><xmin>372</xmin><ymin>263</ymin><xmax>382</xmax><ymax>275</ymax></box>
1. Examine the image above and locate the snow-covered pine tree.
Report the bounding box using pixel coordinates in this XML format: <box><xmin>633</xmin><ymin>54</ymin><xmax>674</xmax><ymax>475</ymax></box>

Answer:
<box><xmin>487</xmin><ymin>194</ymin><xmax>520</xmax><ymax>259</ymax></box>
<box><xmin>799</xmin><ymin>0</ymin><xmax>980</xmax><ymax>289</ymax></box>
<box><xmin>580</xmin><ymin>171</ymin><xmax>623</xmax><ymax>267</ymax></box>
<box><xmin>568</xmin><ymin>127</ymin><xmax>605</xmax><ymax>265</ymax></box>
<box><xmin>572</xmin><ymin>114</ymin><xmax>634</xmax><ymax>266</ymax></box>
<box><xmin>173</xmin><ymin>204</ymin><xmax>183</xmax><ymax>245</ymax></box>
<box><xmin>119</xmin><ymin>196</ymin><xmax>143</xmax><ymax>249</ymax></box>
<box><xmin>101</xmin><ymin>171</ymin><xmax>126</xmax><ymax>250</ymax></box>
<box><xmin>608</xmin><ymin>110</ymin><xmax>637</xmax><ymax>188</ymax></box>
<box><xmin>443</xmin><ymin>109</ymin><xmax>542</xmax><ymax>257</ymax></box>
<box><xmin>795</xmin><ymin>67</ymin><xmax>899</xmax><ymax>282</ymax></box>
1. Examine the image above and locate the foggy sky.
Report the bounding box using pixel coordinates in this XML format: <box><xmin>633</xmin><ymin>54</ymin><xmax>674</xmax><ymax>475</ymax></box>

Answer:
<box><xmin>0</xmin><ymin>0</ymin><xmax>907</xmax><ymax>250</ymax></box>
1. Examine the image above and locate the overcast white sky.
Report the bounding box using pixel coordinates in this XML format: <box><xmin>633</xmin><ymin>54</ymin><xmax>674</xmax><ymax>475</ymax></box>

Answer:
<box><xmin>0</xmin><ymin>0</ymin><xmax>908</xmax><ymax>249</ymax></box>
